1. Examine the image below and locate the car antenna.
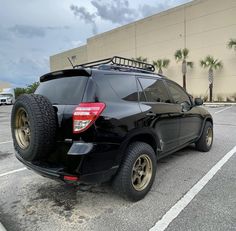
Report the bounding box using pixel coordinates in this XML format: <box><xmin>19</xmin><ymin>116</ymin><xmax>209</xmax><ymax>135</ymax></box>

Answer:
<box><xmin>67</xmin><ymin>57</ymin><xmax>75</xmax><ymax>69</ymax></box>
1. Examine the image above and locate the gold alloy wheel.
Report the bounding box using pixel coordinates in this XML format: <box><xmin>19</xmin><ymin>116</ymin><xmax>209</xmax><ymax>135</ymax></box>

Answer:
<box><xmin>206</xmin><ymin>127</ymin><xmax>213</xmax><ymax>147</ymax></box>
<box><xmin>132</xmin><ymin>154</ymin><xmax>153</xmax><ymax>191</ymax></box>
<box><xmin>15</xmin><ymin>108</ymin><xmax>31</xmax><ymax>149</ymax></box>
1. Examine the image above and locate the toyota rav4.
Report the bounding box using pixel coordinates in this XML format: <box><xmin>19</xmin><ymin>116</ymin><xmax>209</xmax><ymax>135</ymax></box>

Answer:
<box><xmin>11</xmin><ymin>56</ymin><xmax>213</xmax><ymax>201</ymax></box>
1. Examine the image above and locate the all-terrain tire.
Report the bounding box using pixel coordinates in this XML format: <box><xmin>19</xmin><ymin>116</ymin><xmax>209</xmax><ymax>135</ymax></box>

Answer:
<box><xmin>112</xmin><ymin>142</ymin><xmax>157</xmax><ymax>201</ymax></box>
<box><xmin>11</xmin><ymin>94</ymin><xmax>57</xmax><ymax>161</ymax></box>
<box><xmin>195</xmin><ymin>121</ymin><xmax>213</xmax><ymax>152</ymax></box>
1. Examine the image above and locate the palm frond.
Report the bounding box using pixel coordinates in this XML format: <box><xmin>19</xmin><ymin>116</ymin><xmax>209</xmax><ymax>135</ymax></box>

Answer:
<box><xmin>152</xmin><ymin>59</ymin><xmax>170</xmax><ymax>68</ymax></box>
<box><xmin>187</xmin><ymin>61</ymin><xmax>193</xmax><ymax>68</ymax></box>
<box><xmin>162</xmin><ymin>59</ymin><xmax>170</xmax><ymax>68</ymax></box>
<box><xmin>174</xmin><ymin>49</ymin><xmax>182</xmax><ymax>61</ymax></box>
<box><xmin>200</xmin><ymin>60</ymin><xmax>207</xmax><ymax>68</ymax></box>
<box><xmin>157</xmin><ymin>59</ymin><xmax>163</xmax><ymax>67</ymax></box>
<box><xmin>152</xmin><ymin>61</ymin><xmax>157</xmax><ymax>66</ymax></box>
<box><xmin>152</xmin><ymin>59</ymin><xmax>170</xmax><ymax>74</ymax></box>
<box><xmin>214</xmin><ymin>61</ymin><xmax>223</xmax><ymax>70</ymax></box>
<box><xmin>182</xmin><ymin>48</ymin><xmax>189</xmax><ymax>59</ymax></box>
<box><xmin>152</xmin><ymin>60</ymin><xmax>161</xmax><ymax>68</ymax></box>
<box><xmin>132</xmin><ymin>56</ymin><xmax>148</xmax><ymax>62</ymax></box>
<box><xmin>200</xmin><ymin>55</ymin><xmax>223</xmax><ymax>70</ymax></box>
<box><xmin>205</xmin><ymin>55</ymin><xmax>214</xmax><ymax>64</ymax></box>
<box><xmin>227</xmin><ymin>39</ymin><xmax>236</xmax><ymax>49</ymax></box>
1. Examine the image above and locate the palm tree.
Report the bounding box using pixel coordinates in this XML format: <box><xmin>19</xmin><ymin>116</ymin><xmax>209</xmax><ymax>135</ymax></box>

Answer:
<box><xmin>228</xmin><ymin>39</ymin><xmax>236</xmax><ymax>51</ymax></box>
<box><xmin>152</xmin><ymin>59</ymin><xmax>170</xmax><ymax>75</ymax></box>
<box><xmin>174</xmin><ymin>48</ymin><xmax>193</xmax><ymax>90</ymax></box>
<box><xmin>200</xmin><ymin>56</ymin><xmax>223</xmax><ymax>102</ymax></box>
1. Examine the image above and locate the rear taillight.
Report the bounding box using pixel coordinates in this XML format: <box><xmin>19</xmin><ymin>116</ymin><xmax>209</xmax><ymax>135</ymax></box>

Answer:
<box><xmin>73</xmin><ymin>102</ymin><xmax>106</xmax><ymax>134</ymax></box>
<box><xmin>63</xmin><ymin>175</ymin><xmax>79</xmax><ymax>181</ymax></box>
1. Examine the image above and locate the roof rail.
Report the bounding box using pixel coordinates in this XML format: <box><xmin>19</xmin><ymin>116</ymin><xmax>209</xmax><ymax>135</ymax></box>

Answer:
<box><xmin>74</xmin><ymin>56</ymin><xmax>155</xmax><ymax>73</ymax></box>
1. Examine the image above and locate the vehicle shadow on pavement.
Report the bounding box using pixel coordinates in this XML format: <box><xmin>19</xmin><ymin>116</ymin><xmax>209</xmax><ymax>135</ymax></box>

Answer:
<box><xmin>26</xmin><ymin>146</ymin><xmax>196</xmax><ymax>216</ymax></box>
<box><xmin>19</xmin><ymin>179</ymin><xmax>129</xmax><ymax>225</ymax></box>
<box><xmin>0</xmin><ymin>151</ymin><xmax>12</xmax><ymax>160</ymax></box>
<box><xmin>27</xmin><ymin>145</ymin><xmax>197</xmax><ymax>214</ymax></box>
<box><xmin>158</xmin><ymin>144</ymin><xmax>197</xmax><ymax>163</ymax></box>
<box><xmin>2</xmin><ymin>145</ymin><xmax>199</xmax><ymax>230</ymax></box>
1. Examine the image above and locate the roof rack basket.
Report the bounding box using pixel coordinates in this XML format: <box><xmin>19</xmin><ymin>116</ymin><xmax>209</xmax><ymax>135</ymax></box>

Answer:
<box><xmin>74</xmin><ymin>56</ymin><xmax>155</xmax><ymax>72</ymax></box>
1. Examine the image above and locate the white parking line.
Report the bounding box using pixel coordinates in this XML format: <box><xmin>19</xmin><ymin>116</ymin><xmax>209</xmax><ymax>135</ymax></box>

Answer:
<box><xmin>0</xmin><ymin>140</ymin><xmax>12</xmax><ymax>145</ymax></box>
<box><xmin>0</xmin><ymin>167</ymin><xmax>27</xmax><ymax>178</ymax></box>
<box><xmin>149</xmin><ymin>145</ymin><xmax>236</xmax><ymax>231</ymax></box>
<box><xmin>214</xmin><ymin>106</ymin><xmax>232</xmax><ymax>114</ymax></box>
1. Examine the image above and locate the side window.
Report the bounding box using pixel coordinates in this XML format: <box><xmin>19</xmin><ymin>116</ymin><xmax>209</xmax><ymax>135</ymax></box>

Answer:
<box><xmin>137</xmin><ymin>79</ymin><xmax>146</xmax><ymax>102</ymax></box>
<box><xmin>166</xmin><ymin>81</ymin><xmax>190</xmax><ymax>104</ymax></box>
<box><xmin>138</xmin><ymin>78</ymin><xmax>171</xmax><ymax>103</ymax></box>
<box><xmin>108</xmin><ymin>75</ymin><xmax>138</xmax><ymax>101</ymax></box>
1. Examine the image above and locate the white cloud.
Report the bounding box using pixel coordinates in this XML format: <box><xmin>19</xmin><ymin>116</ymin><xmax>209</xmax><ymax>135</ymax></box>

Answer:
<box><xmin>0</xmin><ymin>0</ymin><xmax>192</xmax><ymax>86</ymax></box>
<box><xmin>70</xmin><ymin>40</ymin><xmax>83</xmax><ymax>48</ymax></box>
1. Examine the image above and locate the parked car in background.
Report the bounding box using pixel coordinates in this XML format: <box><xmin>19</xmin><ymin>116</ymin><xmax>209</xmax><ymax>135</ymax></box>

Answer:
<box><xmin>0</xmin><ymin>88</ymin><xmax>15</xmax><ymax>105</ymax></box>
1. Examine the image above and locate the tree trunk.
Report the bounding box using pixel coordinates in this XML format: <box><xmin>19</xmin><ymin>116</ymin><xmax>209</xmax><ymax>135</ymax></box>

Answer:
<box><xmin>158</xmin><ymin>68</ymin><xmax>163</xmax><ymax>75</ymax></box>
<box><xmin>209</xmin><ymin>83</ymin><xmax>213</xmax><ymax>102</ymax></box>
<box><xmin>183</xmin><ymin>74</ymin><xmax>186</xmax><ymax>90</ymax></box>
<box><xmin>208</xmin><ymin>68</ymin><xmax>214</xmax><ymax>102</ymax></box>
<box><xmin>208</xmin><ymin>68</ymin><xmax>213</xmax><ymax>84</ymax></box>
<box><xmin>182</xmin><ymin>60</ymin><xmax>187</xmax><ymax>90</ymax></box>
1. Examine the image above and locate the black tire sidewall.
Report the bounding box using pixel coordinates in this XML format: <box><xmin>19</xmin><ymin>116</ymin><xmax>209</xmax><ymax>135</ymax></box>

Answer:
<box><xmin>128</xmin><ymin>145</ymin><xmax>157</xmax><ymax>200</ymax></box>
<box><xmin>205</xmin><ymin>122</ymin><xmax>214</xmax><ymax>150</ymax></box>
<box><xmin>196</xmin><ymin>121</ymin><xmax>213</xmax><ymax>152</ymax></box>
<box><xmin>11</xmin><ymin>97</ymin><xmax>38</xmax><ymax>161</ymax></box>
<box><xmin>113</xmin><ymin>142</ymin><xmax>157</xmax><ymax>201</ymax></box>
<box><xmin>11</xmin><ymin>94</ymin><xmax>57</xmax><ymax>161</ymax></box>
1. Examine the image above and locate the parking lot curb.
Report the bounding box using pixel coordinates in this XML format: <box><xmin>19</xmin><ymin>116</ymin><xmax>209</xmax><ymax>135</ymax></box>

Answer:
<box><xmin>0</xmin><ymin>222</ymin><xmax>7</xmax><ymax>231</ymax></box>
<box><xmin>204</xmin><ymin>102</ymin><xmax>236</xmax><ymax>107</ymax></box>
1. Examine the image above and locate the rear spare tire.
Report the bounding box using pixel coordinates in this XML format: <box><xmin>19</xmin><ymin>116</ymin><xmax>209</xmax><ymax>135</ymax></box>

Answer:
<box><xmin>11</xmin><ymin>94</ymin><xmax>57</xmax><ymax>161</ymax></box>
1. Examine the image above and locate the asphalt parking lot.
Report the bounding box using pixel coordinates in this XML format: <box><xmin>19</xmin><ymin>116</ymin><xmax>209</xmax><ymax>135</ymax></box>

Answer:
<box><xmin>0</xmin><ymin>105</ymin><xmax>236</xmax><ymax>231</ymax></box>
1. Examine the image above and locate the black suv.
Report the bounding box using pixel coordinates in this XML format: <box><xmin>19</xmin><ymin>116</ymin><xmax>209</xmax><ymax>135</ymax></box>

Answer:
<box><xmin>11</xmin><ymin>56</ymin><xmax>213</xmax><ymax>201</ymax></box>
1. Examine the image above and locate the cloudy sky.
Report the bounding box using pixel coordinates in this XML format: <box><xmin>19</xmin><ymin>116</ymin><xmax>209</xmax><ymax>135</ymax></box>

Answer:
<box><xmin>0</xmin><ymin>0</ymin><xmax>191</xmax><ymax>87</ymax></box>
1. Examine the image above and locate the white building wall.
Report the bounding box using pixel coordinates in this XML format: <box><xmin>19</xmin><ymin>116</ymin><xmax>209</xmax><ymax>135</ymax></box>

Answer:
<box><xmin>50</xmin><ymin>0</ymin><xmax>236</xmax><ymax>100</ymax></box>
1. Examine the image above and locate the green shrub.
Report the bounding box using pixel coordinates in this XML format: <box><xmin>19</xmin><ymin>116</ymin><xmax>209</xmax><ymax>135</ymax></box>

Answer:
<box><xmin>15</xmin><ymin>81</ymin><xmax>39</xmax><ymax>98</ymax></box>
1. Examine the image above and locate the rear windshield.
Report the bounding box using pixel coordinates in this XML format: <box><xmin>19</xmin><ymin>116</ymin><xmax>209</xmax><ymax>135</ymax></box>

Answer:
<box><xmin>35</xmin><ymin>76</ymin><xmax>88</xmax><ymax>105</ymax></box>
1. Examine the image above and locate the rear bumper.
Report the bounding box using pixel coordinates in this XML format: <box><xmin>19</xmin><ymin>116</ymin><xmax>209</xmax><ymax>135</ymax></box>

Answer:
<box><xmin>16</xmin><ymin>151</ymin><xmax>65</xmax><ymax>180</ymax></box>
<box><xmin>15</xmin><ymin>141</ymin><xmax>120</xmax><ymax>184</ymax></box>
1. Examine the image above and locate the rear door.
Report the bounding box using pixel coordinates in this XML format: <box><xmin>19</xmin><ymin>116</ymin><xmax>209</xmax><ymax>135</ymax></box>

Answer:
<box><xmin>137</xmin><ymin>76</ymin><xmax>181</xmax><ymax>154</ymax></box>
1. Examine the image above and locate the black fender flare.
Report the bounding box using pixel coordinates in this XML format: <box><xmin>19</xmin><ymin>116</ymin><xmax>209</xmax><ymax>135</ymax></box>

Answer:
<box><xmin>115</xmin><ymin>127</ymin><xmax>161</xmax><ymax>165</ymax></box>
<box><xmin>198</xmin><ymin>115</ymin><xmax>213</xmax><ymax>140</ymax></box>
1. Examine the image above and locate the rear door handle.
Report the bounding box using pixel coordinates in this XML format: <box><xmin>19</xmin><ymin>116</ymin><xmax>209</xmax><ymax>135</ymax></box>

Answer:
<box><xmin>146</xmin><ymin>111</ymin><xmax>156</xmax><ymax>116</ymax></box>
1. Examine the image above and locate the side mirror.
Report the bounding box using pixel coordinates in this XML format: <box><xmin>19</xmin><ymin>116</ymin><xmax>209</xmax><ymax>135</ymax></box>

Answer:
<box><xmin>181</xmin><ymin>101</ymin><xmax>191</xmax><ymax>112</ymax></box>
<box><xmin>194</xmin><ymin>98</ymin><xmax>203</xmax><ymax>106</ymax></box>
<box><xmin>188</xmin><ymin>94</ymin><xmax>194</xmax><ymax>101</ymax></box>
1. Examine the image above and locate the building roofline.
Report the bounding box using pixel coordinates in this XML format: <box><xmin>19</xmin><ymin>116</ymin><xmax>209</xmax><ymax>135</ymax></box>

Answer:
<box><xmin>51</xmin><ymin>0</ymin><xmax>204</xmax><ymax>57</ymax></box>
<box><xmin>50</xmin><ymin>44</ymin><xmax>87</xmax><ymax>58</ymax></box>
